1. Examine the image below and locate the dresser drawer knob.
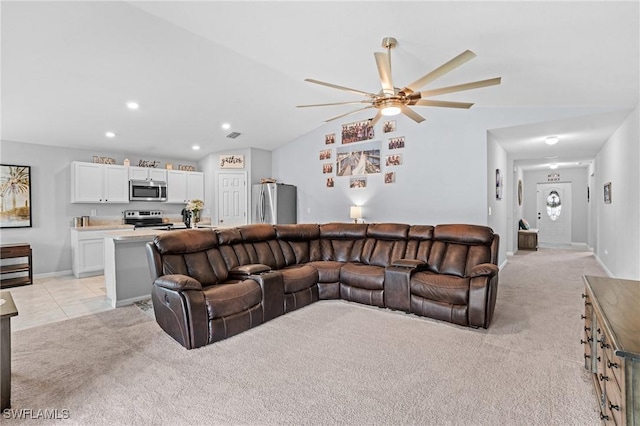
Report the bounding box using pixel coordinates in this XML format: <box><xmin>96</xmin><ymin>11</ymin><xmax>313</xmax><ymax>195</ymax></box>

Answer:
<box><xmin>607</xmin><ymin>361</ymin><xmax>619</xmax><ymax>369</ymax></box>
<box><xmin>600</xmin><ymin>412</ymin><xmax>610</xmax><ymax>421</ymax></box>
<box><xmin>584</xmin><ymin>326</ymin><xmax>591</xmax><ymax>332</ymax></box>
<box><xmin>600</xmin><ymin>342</ymin><xmax>611</xmax><ymax>349</ymax></box>
<box><xmin>609</xmin><ymin>403</ymin><xmax>620</xmax><ymax>411</ymax></box>
<box><xmin>599</xmin><ymin>373</ymin><xmax>609</xmax><ymax>382</ymax></box>
<box><xmin>584</xmin><ymin>354</ymin><xmax>591</xmax><ymax>359</ymax></box>
<box><xmin>581</xmin><ymin>315</ymin><xmax>586</xmax><ymax>320</ymax></box>
<box><xmin>581</xmin><ymin>293</ymin><xmax>587</xmax><ymax>299</ymax></box>
<box><xmin>580</xmin><ymin>339</ymin><xmax>588</xmax><ymax>345</ymax></box>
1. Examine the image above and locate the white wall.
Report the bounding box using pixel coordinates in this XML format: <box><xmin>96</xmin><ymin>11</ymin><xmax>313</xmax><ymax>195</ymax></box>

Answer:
<box><xmin>486</xmin><ymin>133</ymin><xmax>508</xmax><ymax>266</ymax></box>
<box><xmin>595</xmin><ymin>106</ymin><xmax>640</xmax><ymax>279</ymax></box>
<box><xmin>272</xmin><ymin>106</ymin><xmax>619</xmax><ymax>254</ymax></box>
<box><xmin>522</xmin><ymin>167</ymin><xmax>590</xmax><ymax>245</ymax></box>
<box><xmin>0</xmin><ymin>140</ymin><xmax>197</xmax><ymax>275</ymax></box>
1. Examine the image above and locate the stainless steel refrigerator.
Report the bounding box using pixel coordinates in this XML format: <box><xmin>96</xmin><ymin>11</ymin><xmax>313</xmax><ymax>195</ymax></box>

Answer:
<box><xmin>251</xmin><ymin>183</ymin><xmax>297</xmax><ymax>224</ymax></box>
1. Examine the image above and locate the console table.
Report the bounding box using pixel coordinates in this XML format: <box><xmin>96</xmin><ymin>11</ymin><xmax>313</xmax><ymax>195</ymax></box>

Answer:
<box><xmin>1</xmin><ymin>291</ymin><xmax>19</xmax><ymax>411</ymax></box>
<box><xmin>517</xmin><ymin>229</ymin><xmax>538</xmax><ymax>251</ymax></box>
<box><xmin>581</xmin><ymin>275</ymin><xmax>640</xmax><ymax>425</ymax></box>
<box><xmin>0</xmin><ymin>243</ymin><xmax>33</xmax><ymax>288</ymax></box>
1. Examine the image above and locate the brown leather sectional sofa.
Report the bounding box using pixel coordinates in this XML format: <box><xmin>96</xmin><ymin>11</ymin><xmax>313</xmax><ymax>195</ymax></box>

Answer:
<box><xmin>146</xmin><ymin>223</ymin><xmax>499</xmax><ymax>349</ymax></box>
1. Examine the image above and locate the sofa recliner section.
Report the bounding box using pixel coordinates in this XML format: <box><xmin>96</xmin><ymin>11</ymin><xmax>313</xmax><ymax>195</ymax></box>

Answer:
<box><xmin>146</xmin><ymin>223</ymin><xmax>500</xmax><ymax>349</ymax></box>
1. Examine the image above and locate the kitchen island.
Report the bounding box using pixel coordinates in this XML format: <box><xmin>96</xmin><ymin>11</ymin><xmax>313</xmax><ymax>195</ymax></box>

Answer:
<box><xmin>102</xmin><ymin>224</ymin><xmax>214</xmax><ymax>308</ymax></box>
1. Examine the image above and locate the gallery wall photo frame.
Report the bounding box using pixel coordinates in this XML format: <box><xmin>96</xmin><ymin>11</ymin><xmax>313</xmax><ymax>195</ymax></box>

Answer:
<box><xmin>1</xmin><ymin>164</ymin><xmax>32</xmax><ymax>228</ymax></box>
<box><xmin>604</xmin><ymin>182</ymin><xmax>612</xmax><ymax>204</ymax></box>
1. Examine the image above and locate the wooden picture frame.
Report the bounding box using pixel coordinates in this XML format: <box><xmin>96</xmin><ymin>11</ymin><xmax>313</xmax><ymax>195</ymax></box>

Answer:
<box><xmin>1</xmin><ymin>164</ymin><xmax>32</xmax><ymax>228</ymax></box>
<box><xmin>604</xmin><ymin>182</ymin><xmax>612</xmax><ymax>204</ymax></box>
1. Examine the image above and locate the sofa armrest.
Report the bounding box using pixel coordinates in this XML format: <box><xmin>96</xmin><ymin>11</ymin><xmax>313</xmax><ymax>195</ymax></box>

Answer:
<box><xmin>230</xmin><ymin>264</ymin><xmax>271</xmax><ymax>277</ymax></box>
<box><xmin>153</xmin><ymin>274</ymin><xmax>202</xmax><ymax>291</ymax></box>
<box><xmin>392</xmin><ymin>259</ymin><xmax>427</xmax><ymax>268</ymax></box>
<box><xmin>469</xmin><ymin>263</ymin><xmax>499</xmax><ymax>278</ymax></box>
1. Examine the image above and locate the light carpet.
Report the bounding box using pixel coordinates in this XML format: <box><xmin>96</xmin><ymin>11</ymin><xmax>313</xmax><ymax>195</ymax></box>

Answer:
<box><xmin>6</xmin><ymin>248</ymin><xmax>605</xmax><ymax>425</ymax></box>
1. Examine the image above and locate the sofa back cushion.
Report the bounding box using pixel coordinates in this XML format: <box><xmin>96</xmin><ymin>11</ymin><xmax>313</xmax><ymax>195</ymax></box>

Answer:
<box><xmin>319</xmin><ymin>223</ymin><xmax>367</xmax><ymax>262</ymax></box>
<box><xmin>404</xmin><ymin>225</ymin><xmax>434</xmax><ymax>262</ymax></box>
<box><xmin>427</xmin><ymin>224</ymin><xmax>495</xmax><ymax>277</ymax></box>
<box><xmin>237</xmin><ymin>224</ymin><xmax>286</xmax><ymax>269</ymax></box>
<box><xmin>152</xmin><ymin>229</ymin><xmax>229</xmax><ymax>285</ymax></box>
<box><xmin>275</xmin><ymin>224</ymin><xmax>321</xmax><ymax>265</ymax></box>
<box><xmin>361</xmin><ymin>223</ymin><xmax>409</xmax><ymax>267</ymax></box>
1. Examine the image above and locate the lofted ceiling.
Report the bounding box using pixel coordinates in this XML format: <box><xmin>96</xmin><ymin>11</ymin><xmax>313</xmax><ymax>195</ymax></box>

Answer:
<box><xmin>1</xmin><ymin>1</ymin><xmax>638</xmax><ymax>166</ymax></box>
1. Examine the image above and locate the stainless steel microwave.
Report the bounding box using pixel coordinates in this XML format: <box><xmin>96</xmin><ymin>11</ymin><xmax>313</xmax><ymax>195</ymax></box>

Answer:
<box><xmin>129</xmin><ymin>180</ymin><xmax>167</xmax><ymax>202</ymax></box>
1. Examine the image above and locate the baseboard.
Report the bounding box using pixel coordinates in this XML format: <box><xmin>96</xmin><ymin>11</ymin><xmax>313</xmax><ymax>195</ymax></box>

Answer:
<box><xmin>594</xmin><ymin>255</ymin><xmax>614</xmax><ymax>278</ymax></box>
<box><xmin>34</xmin><ymin>270</ymin><xmax>73</xmax><ymax>279</ymax></box>
<box><xmin>114</xmin><ymin>294</ymin><xmax>151</xmax><ymax>308</ymax></box>
<box><xmin>499</xmin><ymin>259</ymin><xmax>508</xmax><ymax>271</ymax></box>
<box><xmin>506</xmin><ymin>251</ymin><xmax>514</xmax><ymax>256</ymax></box>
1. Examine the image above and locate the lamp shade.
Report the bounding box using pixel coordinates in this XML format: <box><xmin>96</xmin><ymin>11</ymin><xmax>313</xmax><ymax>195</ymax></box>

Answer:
<box><xmin>350</xmin><ymin>206</ymin><xmax>362</xmax><ymax>220</ymax></box>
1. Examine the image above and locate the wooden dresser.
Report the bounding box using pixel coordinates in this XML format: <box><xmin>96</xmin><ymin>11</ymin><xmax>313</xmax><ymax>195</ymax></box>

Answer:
<box><xmin>582</xmin><ymin>275</ymin><xmax>640</xmax><ymax>425</ymax></box>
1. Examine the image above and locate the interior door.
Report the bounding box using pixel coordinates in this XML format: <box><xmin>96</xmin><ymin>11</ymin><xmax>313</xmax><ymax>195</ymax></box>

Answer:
<box><xmin>217</xmin><ymin>172</ymin><xmax>247</xmax><ymax>227</ymax></box>
<box><xmin>536</xmin><ymin>182</ymin><xmax>572</xmax><ymax>245</ymax></box>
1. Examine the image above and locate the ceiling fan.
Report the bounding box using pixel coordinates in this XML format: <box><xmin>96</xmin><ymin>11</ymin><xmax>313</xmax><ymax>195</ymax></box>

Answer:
<box><xmin>297</xmin><ymin>37</ymin><xmax>501</xmax><ymax>125</ymax></box>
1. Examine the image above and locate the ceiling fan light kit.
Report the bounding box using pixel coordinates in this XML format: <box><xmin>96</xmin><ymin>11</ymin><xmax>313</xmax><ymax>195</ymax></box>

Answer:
<box><xmin>298</xmin><ymin>37</ymin><xmax>502</xmax><ymax>125</ymax></box>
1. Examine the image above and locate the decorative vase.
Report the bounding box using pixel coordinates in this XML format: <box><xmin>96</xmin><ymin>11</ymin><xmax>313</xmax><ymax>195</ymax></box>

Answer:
<box><xmin>191</xmin><ymin>211</ymin><xmax>200</xmax><ymax>228</ymax></box>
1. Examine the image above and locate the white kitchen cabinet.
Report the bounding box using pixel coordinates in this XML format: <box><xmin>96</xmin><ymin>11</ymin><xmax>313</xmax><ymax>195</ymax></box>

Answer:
<box><xmin>166</xmin><ymin>170</ymin><xmax>204</xmax><ymax>203</ymax></box>
<box><xmin>70</xmin><ymin>161</ymin><xmax>129</xmax><ymax>203</ymax></box>
<box><xmin>128</xmin><ymin>166</ymin><xmax>167</xmax><ymax>182</ymax></box>
<box><xmin>70</xmin><ymin>229</ymin><xmax>103</xmax><ymax>277</ymax></box>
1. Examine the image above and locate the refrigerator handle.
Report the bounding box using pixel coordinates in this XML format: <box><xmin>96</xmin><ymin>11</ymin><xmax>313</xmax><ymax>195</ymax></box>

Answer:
<box><xmin>259</xmin><ymin>185</ymin><xmax>265</xmax><ymax>223</ymax></box>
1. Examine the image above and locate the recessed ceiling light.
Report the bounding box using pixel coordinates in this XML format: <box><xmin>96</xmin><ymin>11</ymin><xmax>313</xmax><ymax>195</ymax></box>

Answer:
<box><xmin>192</xmin><ymin>145</ymin><xmax>200</xmax><ymax>150</ymax></box>
<box><xmin>105</xmin><ymin>131</ymin><xmax>116</xmax><ymax>138</ymax></box>
<box><xmin>545</xmin><ymin>136</ymin><xmax>559</xmax><ymax>145</ymax></box>
<box><xmin>549</xmin><ymin>164</ymin><xmax>558</xmax><ymax>170</ymax></box>
<box><xmin>126</xmin><ymin>101</ymin><xmax>139</xmax><ymax>110</ymax></box>
<box><xmin>221</xmin><ymin>123</ymin><xmax>231</xmax><ymax>130</ymax></box>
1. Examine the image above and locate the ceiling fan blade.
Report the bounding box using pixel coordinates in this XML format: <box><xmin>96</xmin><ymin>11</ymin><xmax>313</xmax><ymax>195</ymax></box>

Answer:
<box><xmin>400</xmin><ymin>105</ymin><xmax>425</xmax><ymax>123</ymax></box>
<box><xmin>324</xmin><ymin>106</ymin><xmax>374</xmax><ymax>122</ymax></box>
<box><xmin>374</xmin><ymin>52</ymin><xmax>394</xmax><ymax>96</ymax></box>
<box><xmin>305</xmin><ymin>78</ymin><xmax>377</xmax><ymax>98</ymax></box>
<box><xmin>369</xmin><ymin>110</ymin><xmax>383</xmax><ymax>127</ymax></box>
<box><xmin>413</xmin><ymin>99</ymin><xmax>474</xmax><ymax>109</ymax></box>
<box><xmin>420</xmin><ymin>77</ymin><xmax>502</xmax><ymax>97</ymax></box>
<box><xmin>402</xmin><ymin>50</ymin><xmax>477</xmax><ymax>94</ymax></box>
<box><xmin>297</xmin><ymin>100</ymin><xmax>374</xmax><ymax>108</ymax></box>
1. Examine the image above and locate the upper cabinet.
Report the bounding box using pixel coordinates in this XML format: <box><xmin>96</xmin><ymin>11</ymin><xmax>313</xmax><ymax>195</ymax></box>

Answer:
<box><xmin>166</xmin><ymin>170</ymin><xmax>204</xmax><ymax>203</ymax></box>
<box><xmin>128</xmin><ymin>166</ymin><xmax>167</xmax><ymax>182</ymax></box>
<box><xmin>70</xmin><ymin>162</ymin><xmax>129</xmax><ymax>203</ymax></box>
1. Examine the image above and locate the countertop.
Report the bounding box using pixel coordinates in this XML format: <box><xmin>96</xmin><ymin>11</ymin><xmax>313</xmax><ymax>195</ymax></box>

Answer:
<box><xmin>71</xmin><ymin>225</ymin><xmax>135</xmax><ymax>231</ymax></box>
<box><xmin>103</xmin><ymin>225</ymin><xmax>216</xmax><ymax>242</ymax></box>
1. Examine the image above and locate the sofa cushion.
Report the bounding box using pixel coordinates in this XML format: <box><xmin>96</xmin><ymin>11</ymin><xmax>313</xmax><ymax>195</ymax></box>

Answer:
<box><xmin>340</xmin><ymin>263</ymin><xmax>385</xmax><ymax>290</ymax></box>
<box><xmin>319</xmin><ymin>223</ymin><xmax>367</xmax><ymax>262</ymax></box>
<box><xmin>153</xmin><ymin>229</ymin><xmax>218</xmax><ymax>254</ymax></box>
<box><xmin>307</xmin><ymin>260</ymin><xmax>343</xmax><ymax>283</ymax></box>
<box><xmin>410</xmin><ymin>271</ymin><xmax>470</xmax><ymax>305</ymax></box>
<box><xmin>279</xmin><ymin>264</ymin><xmax>319</xmax><ymax>294</ymax></box>
<box><xmin>203</xmin><ymin>279</ymin><xmax>262</xmax><ymax>319</ymax></box>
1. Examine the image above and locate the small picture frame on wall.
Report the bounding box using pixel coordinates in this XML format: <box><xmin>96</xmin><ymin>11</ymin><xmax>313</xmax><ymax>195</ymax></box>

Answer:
<box><xmin>383</xmin><ymin>120</ymin><xmax>396</xmax><ymax>133</ymax></box>
<box><xmin>350</xmin><ymin>177</ymin><xmax>366</xmax><ymax>188</ymax></box>
<box><xmin>384</xmin><ymin>172</ymin><xmax>395</xmax><ymax>184</ymax></box>
<box><xmin>325</xmin><ymin>133</ymin><xmax>336</xmax><ymax>145</ymax></box>
<box><xmin>322</xmin><ymin>163</ymin><xmax>333</xmax><ymax>174</ymax></box>
<box><xmin>326</xmin><ymin>177</ymin><xmax>334</xmax><ymax>188</ymax></box>
<box><xmin>385</xmin><ymin>154</ymin><xmax>402</xmax><ymax>166</ymax></box>
<box><xmin>604</xmin><ymin>182</ymin><xmax>612</xmax><ymax>204</ymax></box>
<box><xmin>319</xmin><ymin>149</ymin><xmax>331</xmax><ymax>160</ymax></box>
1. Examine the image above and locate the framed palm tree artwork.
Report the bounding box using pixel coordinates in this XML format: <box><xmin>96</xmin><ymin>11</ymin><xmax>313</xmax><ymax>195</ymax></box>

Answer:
<box><xmin>1</xmin><ymin>164</ymin><xmax>32</xmax><ymax>228</ymax></box>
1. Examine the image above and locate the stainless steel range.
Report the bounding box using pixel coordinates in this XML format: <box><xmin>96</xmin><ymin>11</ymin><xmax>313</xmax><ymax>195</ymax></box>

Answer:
<box><xmin>124</xmin><ymin>210</ymin><xmax>173</xmax><ymax>230</ymax></box>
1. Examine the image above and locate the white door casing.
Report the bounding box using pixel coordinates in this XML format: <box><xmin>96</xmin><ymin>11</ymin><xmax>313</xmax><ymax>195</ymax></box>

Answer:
<box><xmin>536</xmin><ymin>182</ymin><xmax>572</xmax><ymax>245</ymax></box>
<box><xmin>217</xmin><ymin>172</ymin><xmax>247</xmax><ymax>227</ymax></box>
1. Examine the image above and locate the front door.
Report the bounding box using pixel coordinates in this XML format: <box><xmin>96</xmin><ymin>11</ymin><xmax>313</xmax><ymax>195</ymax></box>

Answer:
<box><xmin>217</xmin><ymin>172</ymin><xmax>247</xmax><ymax>227</ymax></box>
<box><xmin>536</xmin><ymin>182</ymin><xmax>572</xmax><ymax>245</ymax></box>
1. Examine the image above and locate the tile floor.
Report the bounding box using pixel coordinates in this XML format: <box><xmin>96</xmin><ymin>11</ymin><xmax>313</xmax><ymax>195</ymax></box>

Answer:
<box><xmin>4</xmin><ymin>274</ymin><xmax>113</xmax><ymax>331</ymax></box>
